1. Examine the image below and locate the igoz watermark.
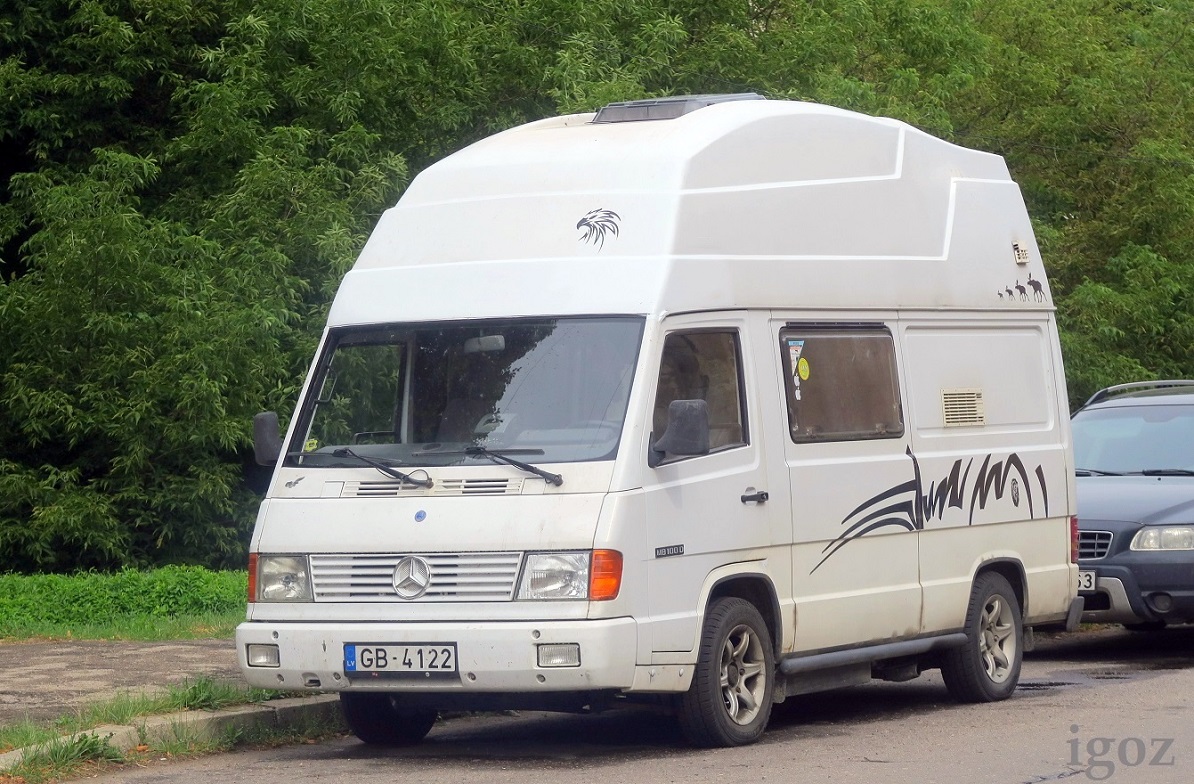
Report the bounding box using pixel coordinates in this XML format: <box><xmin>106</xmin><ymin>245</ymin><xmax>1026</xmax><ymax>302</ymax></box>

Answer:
<box><xmin>1069</xmin><ymin>725</ymin><xmax>1176</xmax><ymax>780</ymax></box>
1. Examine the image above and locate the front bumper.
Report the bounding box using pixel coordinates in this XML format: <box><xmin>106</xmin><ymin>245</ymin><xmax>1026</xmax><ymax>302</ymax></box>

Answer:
<box><xmin>236</xmin><ymin>618</ymin><xmax>639</xmax><ymax>695</ymax></box>
<box><xmin>1079</xmin><ymin>556</ymin><xmax>1194</xmax><ymax>625</ymax></box>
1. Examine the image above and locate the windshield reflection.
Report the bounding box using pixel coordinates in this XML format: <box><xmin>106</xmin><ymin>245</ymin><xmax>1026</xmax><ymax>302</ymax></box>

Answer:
<box><xmin>287</xmin><ymin>317</ymin><xmax>643</xmax><ymax>467</ymax></box>
<box><xmin>1072</xmin><ymin>404</ymin><xmax>1194</xmax><ymax>474</ymax></box>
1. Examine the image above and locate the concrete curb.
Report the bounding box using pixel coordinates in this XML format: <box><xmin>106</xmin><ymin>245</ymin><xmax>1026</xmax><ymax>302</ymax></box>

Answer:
<box><xmin>0</xmin><ymin>694</ymin><xmax>343</xmax><ymax>772</ymax></box>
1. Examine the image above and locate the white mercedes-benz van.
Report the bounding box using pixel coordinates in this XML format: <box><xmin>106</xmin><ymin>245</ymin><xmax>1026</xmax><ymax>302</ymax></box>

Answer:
<box><xmin>239</xmin><ymin>94</ymin><xmax>1082</xmax><ymax>748</ymax></box>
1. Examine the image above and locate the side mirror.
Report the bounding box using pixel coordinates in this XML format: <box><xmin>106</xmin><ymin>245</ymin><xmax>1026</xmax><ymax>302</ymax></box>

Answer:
<box><xmin>253</xmin><ymin>411</ymin><xmax>283</xmax><ymax>466</ymax></box>
<box><xmin>648</xmin><ymin>399</ymin><xmax>711</xmax><ymax>468</ymax></box>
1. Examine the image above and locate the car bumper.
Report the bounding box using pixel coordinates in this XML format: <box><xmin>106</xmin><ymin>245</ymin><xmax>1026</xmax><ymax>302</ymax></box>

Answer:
<box><xmin>1079</xmin><ymin>557</ymin><xmax>1194</xmax><ymax>625</ymax></box>
<box><xmin>236</xmin><ymin>618</ymin><xmax>639</xmax><ymax>695</ymax></box>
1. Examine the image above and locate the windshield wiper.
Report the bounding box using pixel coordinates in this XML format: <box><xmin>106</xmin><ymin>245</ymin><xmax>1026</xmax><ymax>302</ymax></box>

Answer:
<box><xmin>414</xmin><ymin>446</ymin><xmax>563</xmax><ymax>486</ymax></box>
<box><xmin>467</xmin><ymin>446</ymin><xmax>563</xmax><ymax>486</ymax></box>
<box><xmin>1075</xmin><ymin>468</ymin><xmax>1122</xmax><ymax>476</ymax></box>
<box><xmin>1140</xmin><ymin>468</ymin><xmax>1194</xmax><ymax>477</ymax></box>
<box><xmin>331</xmin><ymin>447</ymin><xmax>433</xmax><ymax>488</ymax></box>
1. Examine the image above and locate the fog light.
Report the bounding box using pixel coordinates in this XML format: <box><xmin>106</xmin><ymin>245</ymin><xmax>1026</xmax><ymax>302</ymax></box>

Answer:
<box><xmin>537</xmin><ymin>643</ymin><xmax>581</xmax><ymax>668</ymax></box>
<box><xmin>247</xmin><ymin>643</ymin><xmax>281</xmax><ymax>667</ymax></box>
<box><xmin>1149</xmin><ymin>593</ymin><xmax>1174</xmax><ymax>613</ymax></box>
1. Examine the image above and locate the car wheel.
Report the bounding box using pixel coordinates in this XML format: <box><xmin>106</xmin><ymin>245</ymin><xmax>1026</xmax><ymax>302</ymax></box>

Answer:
<box><xmin>1123</xmin><ymin>621</ymin><xmax>1167</xmax><ymax>632</ymax></box>
<box><xmin>677</xmin><ymin>597</ymin><xmax>775</xmax><ymax>747</ymax></box>
<box><xmin>941</xmin><ymin>572</ymin><xmax>1023</xmax><ymax>702</ymax></box>
<box><xmin>340</xmin><ymin>692</ymin><xmax>437</xmax><ymax>745</ymax></box>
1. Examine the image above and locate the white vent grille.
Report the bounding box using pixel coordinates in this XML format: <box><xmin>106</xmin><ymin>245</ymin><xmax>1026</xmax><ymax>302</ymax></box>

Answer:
<box><xmin>434</xmin><ymin>478</ymin><xmax>519</xmax><ymax>495</ymax></box>
<box><xmin>942</xmin><ymin>388</ymin><xmax>986</xmax><ymax>427</ymax></box>
<box><xmin>342</xmin><ymin>478</ymin><xmax>520</xmax><ymax>498</ymax></box>
<box><xmin>1012</xmin><ymin>241</ymin><xmax>1030</xmax><ymax>264</ymax></box>
<box><xmin>310</xmin><ymin>552</ymin><xmax>523</xmax><ymax>602</ymax></box>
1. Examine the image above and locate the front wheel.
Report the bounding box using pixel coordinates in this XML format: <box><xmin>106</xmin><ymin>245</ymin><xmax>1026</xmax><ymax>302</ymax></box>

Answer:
<box><xmin>339</xmin><ymin>692</ymin><xmax>437</xmax><ymax>746</ymax></box>
<box><xmin>677</xmin><ymin>597</ymin><xmax>775</xmax><ymax>747</ymax></box>
<box><xmin>940</xmin><ymin>572</ymin><xmax>1023</xmax><ymax>702</ymax></box>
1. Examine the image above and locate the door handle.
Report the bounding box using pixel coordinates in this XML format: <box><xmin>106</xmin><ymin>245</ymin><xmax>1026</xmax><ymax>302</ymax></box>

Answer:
<box><xmin>740</xmin><ymin>490</ymin><xmax>769</xmax><ymax>504</ymax></box>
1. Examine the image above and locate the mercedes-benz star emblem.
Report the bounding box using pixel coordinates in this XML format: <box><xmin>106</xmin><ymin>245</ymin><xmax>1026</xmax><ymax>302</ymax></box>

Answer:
<box><xmin>392</xmin><ymin>556</ymin><xmax>432</xmax><ymax>600</ymax></box>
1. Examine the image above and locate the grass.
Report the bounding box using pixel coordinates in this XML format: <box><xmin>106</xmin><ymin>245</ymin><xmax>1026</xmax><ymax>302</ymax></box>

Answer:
<box><xmin>0</xmin><ymin>677</ymin><xmax>284</xmax><ymax>754</ymax></box>
<box><xmin>0</xmin><ymin>568</ymin><xmax>344</xmax><ymax>782</ymax></box>
<box><xmin>1</xmin><ymin>732</ymin><xmax>126</xmax><ymax>784</ymax></box>
<box><xmin>0</xmin><ymin>709</ymin><xmax>345</xmax><ymax>784</ymax></box>
<box><xmin>0</xmin><ymin>567</ymin><xmax>247</xmax><ymax>641</ymax></box>
<box><xmin>0</xmin><ymin>612</ymin><xmax>244</xmax><ymax>643</ymax></box>
<box><xmin>0</xmin><ymin>677</ymin><xmax>342</xmax><ymax>783</ymax></box>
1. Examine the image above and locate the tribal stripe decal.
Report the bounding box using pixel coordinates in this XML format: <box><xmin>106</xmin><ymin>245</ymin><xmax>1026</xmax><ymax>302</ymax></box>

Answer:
<box><xmin>812</xmin><ymin>447</ymin><xmax>1050</xmax><ymax>573</ymax></box>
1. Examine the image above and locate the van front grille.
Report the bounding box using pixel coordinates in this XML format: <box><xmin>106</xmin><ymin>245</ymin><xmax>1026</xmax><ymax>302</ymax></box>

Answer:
<box><xmin>310</xmin><ymin>552</ymin><xmax>522</xmax><ymax>602</ymax></box>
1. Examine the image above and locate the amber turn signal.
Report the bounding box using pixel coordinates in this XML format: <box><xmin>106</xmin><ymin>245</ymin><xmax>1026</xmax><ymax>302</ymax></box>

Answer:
<box><xmin>590</xmin><ymin>549</ymin><xmax>623</xmax><ymax>600</ymax></box>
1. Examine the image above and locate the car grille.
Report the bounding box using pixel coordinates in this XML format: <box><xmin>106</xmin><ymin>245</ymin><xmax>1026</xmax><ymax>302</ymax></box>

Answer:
<box><xmin>1078</xmin><ymin>530</ymin><xmax>1113</xmax><ymax>560</ymax></box>
<box><xmin>343</xmin><ymin>478</ymin><xmax>522</xmax><ymax>497</ymax></box>
<box><xmin>310</xmin><ymin>552</ymin><xmax>522</xmax><ymax>602</ymax></box>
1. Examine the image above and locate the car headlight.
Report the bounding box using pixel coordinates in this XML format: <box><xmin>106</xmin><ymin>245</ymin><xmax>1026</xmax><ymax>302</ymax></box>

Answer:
<box><xmin>256</xmin><ymin>555</ymin><xmax>313</xmax><ymax>601</ymax></box>
<box><xmin>518</xmin><ymin>552</ymin><xmax>590</xmax><ymax>600</ymax></box>
<box><xmin>516</xmin><ymin>550</ymin><xmax>624</xmax><ymax>600</ymax></box>
<box><xmin>1131</xmin><ymin>526</ymin><xmax>1194</xmax><ymax>551</ymax></box>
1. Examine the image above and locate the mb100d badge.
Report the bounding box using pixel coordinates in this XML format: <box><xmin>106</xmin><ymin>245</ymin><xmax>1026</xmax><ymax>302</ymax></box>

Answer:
<box><xmin>392</xmin><ymin>556</ymin><xmax>432</xmax><ymax>600</ymax></box>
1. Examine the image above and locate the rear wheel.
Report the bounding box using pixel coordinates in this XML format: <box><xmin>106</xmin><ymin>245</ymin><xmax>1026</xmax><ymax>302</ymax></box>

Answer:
<box><xmin>941</xmin><ymin>572</ymin><xmax>1023</xmax><ymax>702</ymax></box>
<box><xmin>677</xmin><ymin>597</ymin><xmax>775</xmax><ymax>747</ymax></box>
<box><xmin>339</xmin><ymin>692</ymin><xmax>437</xmax><ymax>746</ymax></box>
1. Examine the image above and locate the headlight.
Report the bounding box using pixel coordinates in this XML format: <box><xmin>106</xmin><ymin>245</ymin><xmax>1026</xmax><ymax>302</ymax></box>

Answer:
<box><xmin>257</xmin><ymin>555</ymin><xmax>313</xmax><ymax>601</ymax></box>
<box><xmin>518</xmin><ymin>552</ymin><xmax>590</xmax><ymax>600</ymax></box>
<box><xmin>1131</xmin><ymin>526</ymin><xmax>1194</xmax><ymax>551</ymax></box>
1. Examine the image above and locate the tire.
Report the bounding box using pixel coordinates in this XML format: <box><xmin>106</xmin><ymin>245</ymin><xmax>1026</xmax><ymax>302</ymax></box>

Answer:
<box><xmin>339</xmin><ymin>692</ymin><xmax>437</xmax><ymax>746</ymax></box>
<box><xmin>1123</xmin><ymin>621</ymin><xmax>1166</xmax><ymax>632</ymax></box>
<box><xmin>677</xmin><ymin>597</ymin><xmax>775</xmax><ymax>747</ymax></box>
<box><xmin>940</xmin><ymin>572</ymin><xmax>1023</xmax><ymax>703</ymax></box>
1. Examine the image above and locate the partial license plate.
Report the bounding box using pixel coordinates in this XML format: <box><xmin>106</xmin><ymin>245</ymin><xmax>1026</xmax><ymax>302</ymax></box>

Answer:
<box><xmin>1078</xmin><ymin>570</ymin><xmax>1097</xmax><ymax>592</ymax></box>
<box><xmin>344</xmin><ymin>643</ymin><xmax>458</xmax><ymax>676</ymax></box>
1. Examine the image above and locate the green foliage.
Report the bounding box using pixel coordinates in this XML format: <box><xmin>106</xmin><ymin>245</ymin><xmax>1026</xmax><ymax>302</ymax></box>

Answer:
<box><xmin>4</xmin><ymin>732</ymin><xmax>125</xmax><ymax>783</ymax></box>
<box><xmin>0</xmin><ymin>676</ymin><xmax>317</xmax><ymax>782</ymax></box>
<box><xmin>165</xmin><ymin>675</ymin><xmax>272</xmax><ymax>712</ymax></box>
<box><xmin>0</xmin><ymin>566</ymin><xmax>246</xmax><ymax>635</ymax></box>
<box><xmin>1058</xmin><ymin>244</ymin><xmax>1194</xmax><ymax>406</ymax></box>
<box><xmin>957</xmin><ymin>1</ymin><xmax>1194</xmax><ymax>249</ymax></box>
<box><xmin>2</xmin><ymin>0</ymin><xmax>1193</xmax><ymax>570</ymax></box>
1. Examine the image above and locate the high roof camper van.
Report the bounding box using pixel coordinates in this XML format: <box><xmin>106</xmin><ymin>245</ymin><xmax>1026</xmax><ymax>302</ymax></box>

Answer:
<box><xmin>241</xmin><ymin>94</ymin><xmax>1082</xmax><ymax>748</ymax></box>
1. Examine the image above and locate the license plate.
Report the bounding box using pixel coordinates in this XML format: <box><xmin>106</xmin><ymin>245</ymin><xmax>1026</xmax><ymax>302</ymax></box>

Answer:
<box><xmin>1078</xmin><ymin>570</ymin><xmax>1097</xmax><ymax>592</ymax></box>
<box><xmin>344</xmin><ymin>643</ymin><xmax>458</xmax><ymax>676</ymax></box>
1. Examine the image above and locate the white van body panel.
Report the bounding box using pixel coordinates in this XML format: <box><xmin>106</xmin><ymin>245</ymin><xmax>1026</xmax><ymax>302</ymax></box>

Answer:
<box><xmin>238</xmin><ymin>98</ymin><xmax>1077</xmax><ymax>719</ymax></box>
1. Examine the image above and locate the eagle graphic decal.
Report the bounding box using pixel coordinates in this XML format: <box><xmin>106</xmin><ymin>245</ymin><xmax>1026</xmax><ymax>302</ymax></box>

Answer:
<box><xmin>576</xmin><ymin>209</ymin><xmax>621</xmax><ymax>250</ymax></box>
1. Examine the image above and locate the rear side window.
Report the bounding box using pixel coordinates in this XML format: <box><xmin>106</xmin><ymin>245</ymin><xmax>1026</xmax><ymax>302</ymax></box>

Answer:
<box><xmin>779</xmin><ymin>327</ymin><xmax>903</xmax><ymax>443</ymax></box>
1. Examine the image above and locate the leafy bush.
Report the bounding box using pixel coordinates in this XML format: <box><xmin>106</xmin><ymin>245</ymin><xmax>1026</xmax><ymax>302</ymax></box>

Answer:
<box><xmin>0</xmin><ymin>567</ymin><xmax>247</xmax><ymax>634</ymax></box>
<box><xmin>1</xmin><ymin>0</ymin><xmax>1192</xmax><ymax>573</ymax></box>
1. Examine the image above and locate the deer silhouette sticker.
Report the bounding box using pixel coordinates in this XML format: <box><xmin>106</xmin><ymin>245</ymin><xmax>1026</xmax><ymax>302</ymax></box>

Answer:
<box><xmin>1027</xmin><ymin>273</ymin><xmax>1045</xmax><ymax>301</ymax></box>
<box><xmin>1001</xmin><ymin>277</ymin><xmax>1047</xmax><ymax>304</ymax></box>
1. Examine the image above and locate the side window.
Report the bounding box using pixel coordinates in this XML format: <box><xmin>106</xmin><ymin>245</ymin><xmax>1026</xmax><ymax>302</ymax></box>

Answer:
<box><xmin>780</xmin><ymin>327</ymin><xmax>903</xmax><ymax>443</ymax></box>
<box><xmin>653</xmin><ymin>330</ymin><xmax>748</xmax><ymax>456</ymax></box>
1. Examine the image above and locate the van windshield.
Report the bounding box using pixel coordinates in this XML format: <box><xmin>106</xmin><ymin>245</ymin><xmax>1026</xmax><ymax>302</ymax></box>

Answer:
<box><xmin>286</xmin><ymin>316</ymin><xmax>644</xmax><ymax>467</ymax></box>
